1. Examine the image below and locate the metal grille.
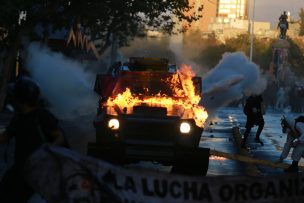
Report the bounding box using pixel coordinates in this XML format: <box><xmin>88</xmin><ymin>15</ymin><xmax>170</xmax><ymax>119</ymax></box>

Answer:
<box><xmin>120</xmin><ymin>115</ymin><xmax>179</xmax><ymax>146</ymax></box>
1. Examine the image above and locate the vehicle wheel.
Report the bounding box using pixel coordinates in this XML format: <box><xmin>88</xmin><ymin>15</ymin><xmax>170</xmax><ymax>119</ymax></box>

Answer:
<box><xmin>171</xmin><ymin>148</ymin><xmax>209</xmax><ymax>176</ymax></box>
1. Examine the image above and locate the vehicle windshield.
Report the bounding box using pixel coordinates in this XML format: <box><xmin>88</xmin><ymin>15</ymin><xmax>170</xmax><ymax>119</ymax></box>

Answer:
<box><xmin>112</xmin><ymin>72</ymin><xmax>184</xmax><ymax>97</ymax></box>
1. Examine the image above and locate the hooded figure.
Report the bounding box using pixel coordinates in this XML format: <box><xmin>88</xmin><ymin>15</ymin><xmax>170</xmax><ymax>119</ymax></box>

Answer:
<box><xmin>278</xmin><ymin>115</ymin><xmax>304</xmax><ymax>172</ymax></box>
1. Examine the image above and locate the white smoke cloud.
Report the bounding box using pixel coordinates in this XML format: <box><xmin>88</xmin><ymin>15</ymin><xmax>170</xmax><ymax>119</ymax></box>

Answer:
<box><xmin>200</xmin><ymin>52</ymin><xmax>267</xmax><ymax>115</ymax></box>
<box><xmin>25</xmin><ymin>41</ymin><xmax>266</xmax><ymax>123</ymax></box>
<box><xmin>26</xmin><ymin>43</ymin><xmax>98</xmax><ymax>120</ymax></box>
<box><xmin>168</xmin><ymin>35</ymin><xmax>265</xmax><ymax>116</ymax></box>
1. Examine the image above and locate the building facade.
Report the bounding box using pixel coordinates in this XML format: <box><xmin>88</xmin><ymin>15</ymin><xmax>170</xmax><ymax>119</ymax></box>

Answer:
<box><xmin>186</xmin><ymin>0</ymin><xmax>248</xmax><ymax>32</ymax></box>
<box><xmin>216</xmin><ymin>0</ymin><xmax>248</xmax><ymax>23</ymax></box>
<box><xmin>183</xmin><ymin>0</ymin><xmax>275</xmax><ymax>41</ymax></box>
<box><xmin>187</xmin><ymin>0</ymin><xmax>217</xmax><ymax>32</ymax></box>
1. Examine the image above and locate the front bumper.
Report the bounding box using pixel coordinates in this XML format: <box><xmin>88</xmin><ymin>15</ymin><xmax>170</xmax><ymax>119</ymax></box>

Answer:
<box><xmin>92</xmin><ymin>112</ymin><xmax>204</xmax><ymax>165</ymax></box>
<box><xmin>94</xmin><ymin>113</ymin><xmax>204</xmax><ymax>148</ymax></box>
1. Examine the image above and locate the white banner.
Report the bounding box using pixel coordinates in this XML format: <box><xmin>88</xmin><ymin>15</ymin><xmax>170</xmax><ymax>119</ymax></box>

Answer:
<box><xmin>25</xmin><ymin>144</ymin><xmax>304</xmax><ymax>203</ymax></box>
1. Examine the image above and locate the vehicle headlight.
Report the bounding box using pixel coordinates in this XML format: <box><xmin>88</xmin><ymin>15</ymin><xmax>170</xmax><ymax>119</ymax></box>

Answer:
<box><xmin>108</xmin><ymin>118</ymin><xmax>119</xmax><ymax>130</ymax></box>
<box><xmin>180</xmin><ymin>122</ymin><xmax>191</xmax><ymax>134</ymax></box>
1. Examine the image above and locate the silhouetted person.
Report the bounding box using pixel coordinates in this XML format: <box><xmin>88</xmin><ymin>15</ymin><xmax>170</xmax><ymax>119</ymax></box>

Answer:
<box><xmin>242</xmin><ymin>95</ymin><xmax>265</xmax><ymax>148</ymax></box>
<box><xmin>278</xmin><ymin>11</ymin><xmax>289</xmax><ymax>39</ymax></box>
<box><xmin>279</xmin><ymin>11</ymin><xmax>288</xmax><ymax>22</ymax></box>
<box><xmin>0</xmin><ymin>76</ymin><xmax>67</xmax><ymax>203</ymax></box>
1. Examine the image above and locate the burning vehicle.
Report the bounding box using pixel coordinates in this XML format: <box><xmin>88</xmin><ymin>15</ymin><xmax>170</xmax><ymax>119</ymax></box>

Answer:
<box><xmin>88</xmin><ymin>57</ymin><xmax>209</xmax><ymax>175</ymax></box>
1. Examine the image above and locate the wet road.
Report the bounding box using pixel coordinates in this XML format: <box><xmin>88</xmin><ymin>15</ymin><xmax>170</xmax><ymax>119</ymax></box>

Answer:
<box><xmin>201</xmin><ymin>108</ymin><xmax>246</xmax><ymax>176</ymax></box>
<box><xmin>1</xmin><ymin>107</ymin><xmax>303</xmax><ymax>180</ymax></box>
<box><xmin>203</xmin><ymin>107</ymin><xmax>304</xmax><ymax>176</ymax></box>
<box><xmin>95</xmin><ymin>107</ymin><xmax>304</xmax><ymax>176</ymax></box>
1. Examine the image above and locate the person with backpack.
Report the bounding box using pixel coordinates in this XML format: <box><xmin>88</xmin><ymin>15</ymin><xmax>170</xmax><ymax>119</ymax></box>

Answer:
<box><xmin>277</xmin><ymin>115</ymin><xmax>304</xmax><ymax>173</ymax></box>
<box><xmin>242</xmin><ymin>95</ymin><xmax>265</xmax><ymax>148</ymax></box>
<box><xmin>0</xmin><ymin>76</ymin><xmax>68</xmax><ymax>202</ymax></box>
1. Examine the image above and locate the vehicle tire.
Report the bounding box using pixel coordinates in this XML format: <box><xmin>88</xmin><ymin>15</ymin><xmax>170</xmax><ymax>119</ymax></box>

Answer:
<box><xmin>171</xmin><ymin>148</ymin><xmax>209</xmax><ymax>176</ymax></box>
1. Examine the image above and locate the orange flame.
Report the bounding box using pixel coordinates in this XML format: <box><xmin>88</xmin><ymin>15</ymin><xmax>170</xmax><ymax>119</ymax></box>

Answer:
<box><xmin>105</xmin><ymin>64</ymin><xmax>208</xmax><ymax>127</ymax></box>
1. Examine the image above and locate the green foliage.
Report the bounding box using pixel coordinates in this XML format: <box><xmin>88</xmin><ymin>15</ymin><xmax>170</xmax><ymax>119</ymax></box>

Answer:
<box><xmin>0</xmin><ymin>0</ymin><xmax>204</xmax><ymax>53</ymax></box>
<box><xmin>195</xmin><ymin>33</ymin><xmax>304</xmax><ymax>78</ymax></box>
<box><xmin>199</xmin><ymin>44</ymin><xmax>234</xmax><ymax>68</ymax></box>
<box><xmin>287</xmin><ymin>38</ymin><xmax>304</xmax><ymax>77</ymax></box>
<box><xmin>224</xmin><ymin>34</ymin><xmax>250</xmax><ymax>54</ymax></box>
<box><xmin>183</xmin><ymin>30</ymin><xmax>218</xmax><ymax>60</ymax></box>
<box><xmin>299</xmin><ymin>8</ymin><xmax>304</xmax><ymax>36</ymax></box>
<box><xmin>196</xmin><ymin>33</ymin><xmax>274</xmax><ymax>71</ymax></box>
<box><xmin>292</xmin><ymin>37</ymin><xmax>304</xmax><ymax>53</ymax></box>
<box><xmin>251</xmin><ymin>37</ymin><xmax>275</xmax><ymax>72</ymax></box>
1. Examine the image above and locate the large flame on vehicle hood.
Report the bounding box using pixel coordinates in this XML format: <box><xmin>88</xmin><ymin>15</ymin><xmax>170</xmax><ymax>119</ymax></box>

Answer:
<box><xmin>105</xmin><ymin>64</ymin><xmax>208</xmax><ymax>127</ymax></box>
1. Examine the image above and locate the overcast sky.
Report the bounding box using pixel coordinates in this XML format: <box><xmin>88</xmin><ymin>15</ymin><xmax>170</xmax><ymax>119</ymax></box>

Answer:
<box><xmin>254</xmin><ymin>0</ymin><xmax>304</xmax><ymax>26</ymax></box>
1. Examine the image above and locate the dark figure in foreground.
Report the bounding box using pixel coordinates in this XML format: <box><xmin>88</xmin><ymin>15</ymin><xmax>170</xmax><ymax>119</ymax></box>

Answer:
<box><xmin>0</xmin><ymin>77</ymin><xmax>67</xmax><ymax>203</ymax></box>
<box><xmin>242</xmin><ymin>95</ymin><xmax>265</xmax><ymax>148</ymax></box>
<box><xmin>278</xmin><ymin>116</ymin><xmax>304</xmax><ymax>173</ymax></box>
<box><xmin>278</xmin><ymin>11</ymin><xmax>289</xmax><ymax>39</ymax></box>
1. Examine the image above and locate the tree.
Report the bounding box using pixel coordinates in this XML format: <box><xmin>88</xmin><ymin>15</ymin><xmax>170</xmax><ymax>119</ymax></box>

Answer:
<box><xmin>196</xmin><ymin>33</ymin><xmax>304</xmax><ymax>79</ymax></box>
<box><xmin>299</xmin><ymin>8</ymin><xmax>304</xmax><ymax>36</ymax></box>
<box><xmin>0</xmin><ymin>0</ymin><xmax>204</xmax><ymax>108</ymax></box>
<box><xmin>198</xmin><ymin>44</ymin><xmax>234</xmax><ymax>68</ymax></box>
<box><xmin>225</xmin><ymin>34</ymin><xmax>250</xmax><ymax>54</ymax></box>
<box><xmin>196</xmin><ymin>34</ymin><xmax>274</xmax><ymax>71</ymax></box>
<box><xmin>0</xmin><ymin>0</ymin><xmax>204</xmax><ymax>54</ymax></box>
<box><xmin>287</xmin><ymin>38</ymin><xmax>304</xmax><ymax>77</ymax></box>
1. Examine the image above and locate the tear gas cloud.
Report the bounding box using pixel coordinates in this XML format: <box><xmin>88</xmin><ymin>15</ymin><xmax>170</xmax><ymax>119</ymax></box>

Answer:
<box><xmin>26</xmin><ymin>43</ymin><xmax>98</xmax><ymax>120</ymax></box>
<box><xmin>24</xmin><ymin>40</ymin><xmax>266</xmax><ymax>120</ymax></box>
<box><xmin>168</xmin><ymin>35</ymin><xmax>265</xmax><ymax>116</ymax></box>
<box><xmin>200</xmin><ymin>52</ymin><xmax>267</xmax><ymax>115</ymax></box>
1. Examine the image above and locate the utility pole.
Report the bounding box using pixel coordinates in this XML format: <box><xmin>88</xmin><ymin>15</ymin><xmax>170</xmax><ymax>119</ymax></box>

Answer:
<box><xmin>249</xmin><ymin>0</ymin><xmax>256</xmax><ymax>61</ymax></box>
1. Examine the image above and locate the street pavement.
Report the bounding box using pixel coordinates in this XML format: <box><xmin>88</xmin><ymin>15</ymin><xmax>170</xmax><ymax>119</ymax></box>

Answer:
<box><xmin>201</xmin><ymin>108</ymin><xmax>246</xmax><ymax>176</ymax></box>
<box><xmin>0</xmin><ymin>107</ymin><xmax>303</xmax><ymax>181</ymax></box>
<box><xmin>202</xmin><ymin>107</ymin><xmax>304</xmax><ymax>176</ymax></box>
